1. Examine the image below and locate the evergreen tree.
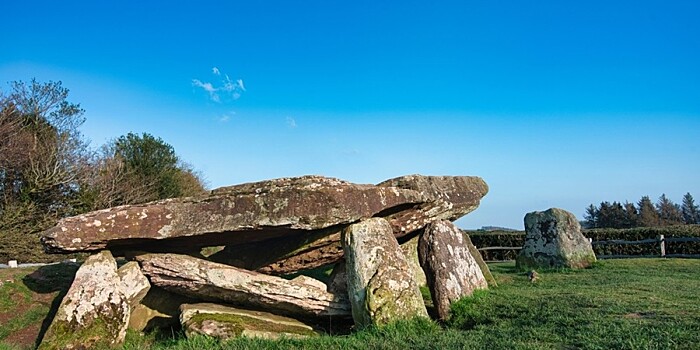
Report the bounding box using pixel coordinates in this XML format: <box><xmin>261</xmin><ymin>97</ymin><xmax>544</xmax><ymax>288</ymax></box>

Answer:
<box><xmin>609</xmin><ymin>201</ymin><xmax>626</xmax><ymax>228</ymax></box>
<box><xmin>656</xmin><ymin>194</ymin><xmax>684</xmax><ymax>226</ymax></box>
<box><xmin>637</xmin><ymin>196</ymin><xmax>659</xmax><ymax>227</ymax></box>
<box><xmin>623</xmin><ymin>202</ymin><xmax>639</xmax><ymax>228</ymax></box>
<box><xmin>681</xmin><ymin>192</ymin><xmax>699</xmax><ymax>224</ymax></box>
<box><xmin>597</xmin><ymin>201</ymin><xmax>612</xmax><ymax>228</ymax></box>
<box><xmin>583</xmin><ymin>204</ymin><xmax>598</xmax><ymax>228</ymax></box>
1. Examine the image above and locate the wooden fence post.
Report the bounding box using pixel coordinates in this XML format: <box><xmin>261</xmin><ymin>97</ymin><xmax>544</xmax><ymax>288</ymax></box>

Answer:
<box><xmin>659</xmin><ymin>235</ymin><xmax>665</xmax><ymax>257</ymax></box>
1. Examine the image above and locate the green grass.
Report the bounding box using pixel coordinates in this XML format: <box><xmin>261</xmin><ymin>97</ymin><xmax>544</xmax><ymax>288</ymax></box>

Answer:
<box><xmin>2</xmin><ymin>259</ymin><xmax>700</xmax><ymax>349</ymax></box>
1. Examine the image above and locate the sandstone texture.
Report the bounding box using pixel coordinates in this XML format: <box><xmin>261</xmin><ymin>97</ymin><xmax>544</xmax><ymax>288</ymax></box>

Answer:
<box><xmin>400</xmin><ymin>235</ymin><xmax>428</xmax><ymax>287</ymax></box>
<box><xmin>136</xmin><ymin>253</ymin><xmax>351</xmax><ymax>320</ymax></box>
<box><xmin>41</xmin><ymin>175</ymin><xmax>426</xmax><ymax>253</ymax></box>
<box><xmin>39</xmin><ymin>251</ymin><xmax>130</xmax><ymax>350</ymax></box>
<box><xmin>516</xmin><ymin>208</ymin><xmax>596</xmax><ymax>270</ymax></box>
<box><xmin>180</xmin><ymin>303</ymin><xmax>317</xmax><ymax>340</ymax></box>
<box><xmin>118</xmin><ymin>261</ymin><xmax>150</xmax><ymax>309</ymax></box>
<box><xmin>418</xmin><ymin>220</ymin><xmax>487</xmax><ymax>320</ymax></box>
<box><xmin>342</xmin><ymin>218</ymin><xmax>428</xmax><ymax>327</ymax></box>
<box><xmin>128</xmin><ymin>287</ymin><xmax>196</xmax><ymax>332</ymax></box>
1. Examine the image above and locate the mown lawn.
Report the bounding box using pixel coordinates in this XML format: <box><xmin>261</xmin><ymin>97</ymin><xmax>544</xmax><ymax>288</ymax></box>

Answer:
<box><xmin>2</xmin><ymin>259</ymin><xmax>699</xmax><ymax>350</ymax></box>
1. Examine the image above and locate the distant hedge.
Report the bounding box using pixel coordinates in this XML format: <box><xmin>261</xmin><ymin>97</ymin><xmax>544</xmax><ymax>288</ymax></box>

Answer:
<box><xmin>465</xmin><ymin>225</ymin><xmax>700</xmax><ymax>260</ymax></box>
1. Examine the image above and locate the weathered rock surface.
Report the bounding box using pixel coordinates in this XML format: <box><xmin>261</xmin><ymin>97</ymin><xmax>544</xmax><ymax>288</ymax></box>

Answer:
<box><xmin>128</xmin><ymin>287</ymin><xmax>196</xmax><ymax>332</ymax></box>
<box><xmin>342</xmin><ymin>218</ymin><xmax>428</xmax><ymax>327</ymax></box>
<box><xmin>118</xmin><ymin>261</ymin><xmax>150</xmax><ymax>309</ymax></box>
<box><xmin>39</xmin><ymin>251</ymin><xmax>130</xmax><ymax>350</ymax></box>
<box><xmin>136</xmin><ymin>253</ymin><xmax>351</xmax><ymax>320</ymax></box>
<box><xmin>418</xmin><ymin>220</ymin><xmax>487</xmax><ymax>320</ymax></box>
<box><xmin>41</xmin><ymin>175</ymin><xmax>426</xmax><ymax>253</ymax></box>
<box><xmin>463</xmin><ymin>233</ymin><xmax>497</xmax><ymax>287</ymax></box>
<box><xmin>291</xmin><ymin>275</ymin><xmax>328</xmax><ymax>292</ymax></box>
<box><xmin>326</xmin><ymin>260</ymin><xmax>348</xmax><ymax>296</ymax></box>
<box><xmin>180</xmin><ymin>303</ymin><xmax>317</xmax><ymax>340</ymax></box>
<box><xmin>516</xmin><ymin>208</ymin><xmax>596</xmax><ymax>270</ymax></box>
<box><xmin>209</xmin><ymin>175</ymin><xmax>488</xmax><ymax>275</ymax></box>
<box><xmin>400</xmin><ymin>235</ymin><xmax>428</xmax><ymax>287</ymax></box>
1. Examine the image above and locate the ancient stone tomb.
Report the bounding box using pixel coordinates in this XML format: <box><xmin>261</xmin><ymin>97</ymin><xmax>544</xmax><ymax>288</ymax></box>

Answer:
<box><xmin>38</xmin><ymin>174</ymin><xmax>492</xmax><ymax>347</ymax></box>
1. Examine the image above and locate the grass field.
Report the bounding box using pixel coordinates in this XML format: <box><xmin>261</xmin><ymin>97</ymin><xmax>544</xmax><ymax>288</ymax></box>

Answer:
<box><xmin>2</xmin><ymin>258</ymin><xmax>699</xmax><ymax>349</ymax></box>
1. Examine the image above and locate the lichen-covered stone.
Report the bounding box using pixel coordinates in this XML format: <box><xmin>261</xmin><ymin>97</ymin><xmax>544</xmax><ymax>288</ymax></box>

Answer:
<box><xmin>210</xmin><ymin>175</ymin><xmax>488</xmax><ymax>275</ymax></box>
<box><xmin>516</xmin><ymin>208</ymin><xmax>596</xmax><ymax>270</ymax></box>
<box><xmin>136</xmin><ymin>253</ymin><xmax>351</xmax><ymax>320</ymax></box>
<box><xmin>41</xmin><ymin>175</ymin><xmax>426</xmax><ymax>253</ymax></box>
<box><xmin>400</xmin><ymin>235</ymin><xmax>427</xmax><ymax>287</ymax></box>
<box><xmin>118</xmin><ymin>261</ymin><xmax>150</xmax><ymax>309</ymax></box>
<box><xmin>180</xmin><ymin>303</ymin><xmax>317</xmax><ymax>340</ymax></box>
<box><xmin>39</xmin><ymin>251</ymin><xmax>130</xmax><ymax>350</ymax></box>
<box><xmin>342</xmin><ymin>218</ymin><xmax>428</xmax><ymax>327</ymax></box>
<box><xmin>418</xmin><ymin>220</ymin><xmax>487</xmax><ymax>320</ymax></box>
<box><xmin>291</xmin><ymin>275</ymin><xmax>328</xmax><ymax>291</ymax></box>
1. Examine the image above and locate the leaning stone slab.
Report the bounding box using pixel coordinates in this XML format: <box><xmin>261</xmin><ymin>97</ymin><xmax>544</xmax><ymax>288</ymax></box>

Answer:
<box><xmin>463</xmin><ymin>233</ymin><xmax>497</xmax><ymax>287</ymax></box>
<box><xmin>41</xmin><ymin>175</ymin><xmax>426</xmax><ymax>253</ymax></box>
<box><xmin>419</xmin><ymin>220</ymin><xmax>487</xmax><ymax>320</ymax></box>
<box><xmin>128</xmin><ymin>287</ymin><xmax>196</xmax><ymax>332</ymax></box>
<box><xmin>343</xmin><ymin>218</ymin><xmax>428</xmax><ymax>327</ymax></box>
<box><xmin>136</xmin><ymin>253</ymin><xmax>351</xmax><ymax>320</ymax></box>
<box><xmin>118</xmin><ymin>261</ymin><xmax>150</xmax><ymax>309</ymax></box>
<box><xmin>180</xmin><ymin>303</ymin><xmax>317</xmax><ymax>340</ymax></box>
<box><xmin>210</xmin><ymin>175</ymin><xmax>488</xmax><ymax>275</ymax></box>
<box><xmin>400</xmin><ymin>235</ymin><xmax>427</xmax><ymax>287</ymax></box>
<box><xmin>39</xmin><ymin>251</ymin><xmax>130</xmax><ymax>350</ymax></box>
<box><xmin>516</xmin><ymin>208</ymin><xmax>597</xmax><ymax>270</ymax></box>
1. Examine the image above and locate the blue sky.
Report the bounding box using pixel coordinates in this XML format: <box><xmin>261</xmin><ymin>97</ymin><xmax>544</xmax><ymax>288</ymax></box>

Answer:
<box><xmin>1</xmin><ymin>1</ymin><xmax>699</xmax><ymax>229</ymax></box>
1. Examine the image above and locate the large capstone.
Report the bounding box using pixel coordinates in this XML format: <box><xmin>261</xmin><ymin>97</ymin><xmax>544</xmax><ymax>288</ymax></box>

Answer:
<box><xmin>342</xmin><ymin>218</ymin><xmax>428</xmax><ymax>327</ymax></box>
<box><xmin>516</xmin><ymin>208</ymin><xmax>596</xmax><ymax>270</ymax></box>
<box><xmin>418</xmin><ymin>220</ymin><xmax>488</xmax><ymax>320</ymax></box>
<box><xmin>136</xmin><ymin>253</ymin><xmax>351</xmax><ymax>321</ymax></box>
<box><xmin>42</xmin><ymin>175</ymin><xmax>487</xmax><ymax>277</ymax></box>
<box><xmin>39</xmin><ymin>251</ymin><xmax>130</xmax><ymax>350</ymax></box>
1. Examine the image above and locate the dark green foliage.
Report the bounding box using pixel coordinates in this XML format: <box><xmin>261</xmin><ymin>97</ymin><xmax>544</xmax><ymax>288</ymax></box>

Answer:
<box><xmin>583</xmin><ymin>204</ymin><xmax>597</xmax><ymax>229</ymax></box>
<box><xmin>681</xmin><ymin>193</ymin><xmax>699</xmax><ymax>224</ymax></box>
<box><xmin>587</xmin><ymin>225</ymin><xmax>700</xmax><ymax>256</ymax></box>
<box><xmin>656</xmin><ymin>194</ymin><xmax>684</xmax><ymax>226</ymax></box>
<box><xmin>638</xmin><ymin>195</ymin><xmax>660</xmax><ymax>227</ymax></box>
<box><xmin>467</xmin><ymin>231</ymin><xmax>525</xmax><ymax>261</ymax></box>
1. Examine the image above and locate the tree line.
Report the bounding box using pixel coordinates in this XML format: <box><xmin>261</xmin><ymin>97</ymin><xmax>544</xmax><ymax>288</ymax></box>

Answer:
<box><xmin>1</xmin><ymin>79</ymin><xmax>206</xmax><ymax>259</ymax></box>
<box><xmin>583</xmin><ymin>193</ymin><xmax>700</xmax><ymax>229</ymax></box>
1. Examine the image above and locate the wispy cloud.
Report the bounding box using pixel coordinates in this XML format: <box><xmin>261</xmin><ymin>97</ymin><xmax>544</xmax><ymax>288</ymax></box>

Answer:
<box><xmin>192</xmin><ymin>67</ymin><xmax>245</xmax><ymax>103</ymax></box>
<box><xmin>219</xmin><ymin>111</ymin><xmax>236</xmax><ymax>123</ymax></box>
<box><xmin>286</xmin><ymin>117</ymin><xmax>297</xmax><ymax>128</ymax></box>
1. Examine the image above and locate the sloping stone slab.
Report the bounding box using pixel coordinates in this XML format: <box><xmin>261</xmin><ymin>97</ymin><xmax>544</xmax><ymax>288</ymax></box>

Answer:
<box><xmin>136</xmin><ymin>253</ymin><xmax>351</xmax><ymax>320</ymax></box>
<box><xmin>343</xmin><ymin>218</ymin><xmax>428</xmax><ymax>327</ymax></box>
<box><xmin>516</xmin><ymin>208</ymin><xmax>596</xmax><ymax>270</ymax></box>
<box><xmin>41</xmin><ymin>175</ymin><xmax>426</xmax><ymax>253</ymax></box>
<box><xmin>210</xmin><ymin>175</ymin><xmax>488</xmax><ymax>275</ymax></box>
<box><xmin>180</xmin><ymin>303</ymin><xmax>317</xmax><ymax>340</ymax></box>
<box><xmin>419</xmin><ymin>220</ymin><xmax>487</xmax><ymax>320</ymax></box>
<box><xmin>128</xmin><ymin>287</ymin><xmax>197</xmax><ymax>332</ymax></box>
<box><xmin>462</xmin><ymin>233</ymin><xmax>497</xmax><ymax>287</ymax></box>
<box><xmin>39</xmin><ymin>251</ymin><xmax>130</xmax><ymax>350</ymax></box>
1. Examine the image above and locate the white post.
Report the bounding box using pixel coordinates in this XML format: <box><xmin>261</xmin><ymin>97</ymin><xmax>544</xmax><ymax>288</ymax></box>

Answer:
<box><xmin>659</xmin><ymin>235</ymin><xmax>666</xmax><ymax>257</ymax></box>
<box><xmin>8</xmin><ymin>260</ymin><xmax>18</xmax><ymax>268</ymax></box>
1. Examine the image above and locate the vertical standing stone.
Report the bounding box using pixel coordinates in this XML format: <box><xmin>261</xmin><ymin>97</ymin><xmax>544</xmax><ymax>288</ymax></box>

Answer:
<box><xmin>516</xmin><ymin>208</ymin><xmax>596</xmax><ymax>270</ymax></box>
<box><xmin>418</xmin><ymin>220</ymin><xmax>488</xmax><ymax>320</ymax></box>
<box><xmin>39</xmin><ymin>251</ymin><xmax>130</xmax><ymax>350</ymax></box>
<box><xmin>342</xmin><ymin>218</ymin><xmax>428</xmax><ymax>327</ymax></box>
<box><xmin>118</xmin><ymin>261</ymin><xmax>151</xmax><ymax>309</ymax></box>
<box><xmin>400</xmin><ymin>235</ymin><xmax>428</xmax><ymax>287</ymax></box>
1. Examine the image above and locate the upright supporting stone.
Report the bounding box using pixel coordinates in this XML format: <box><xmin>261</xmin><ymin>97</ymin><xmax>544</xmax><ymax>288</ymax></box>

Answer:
<box><xmin>516</xmin><ymin>208</ymin><xmax>596</xmax><ymax>270</ymax></box>
<box><xmin>400</xmin><ymin>235</ymin><xmax>428</xmax><ymax>287</ymax></box>
<box><xmin>342</xmin><ymin>218</ymin><xmax>428</xmax><ymax>327</ymax></box>
<box><xmin>39</xmin><ymin>251</ymin><xmax>130</xmax><ymax>350</ymax></box>
<box><xmin>419</xmin><ymin>220</ymin><xmax>488</xmax><ymax>320</ymax></box>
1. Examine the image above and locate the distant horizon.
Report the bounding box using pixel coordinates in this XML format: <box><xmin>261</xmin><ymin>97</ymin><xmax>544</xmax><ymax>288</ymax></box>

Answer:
<box><xmin>2</xmin><ymin>1</ymin><xmax>698</xmax><ymax>229</ymax></box>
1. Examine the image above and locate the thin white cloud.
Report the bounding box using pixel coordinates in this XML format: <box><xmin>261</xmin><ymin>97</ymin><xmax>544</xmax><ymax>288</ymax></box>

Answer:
<box><xmin>192</xmin><ymin>68</ymin><xmax>245</xmax><ymax>103</ymax></box>
<box><xmin>218</xmin><ymin>111</ymin><xmax>236</xmax><ymax>123</ymax></box>
<box><xmin>286</xmin><ymin>117</ymin><xmax>297</xmax><ymax>128</ymax></box>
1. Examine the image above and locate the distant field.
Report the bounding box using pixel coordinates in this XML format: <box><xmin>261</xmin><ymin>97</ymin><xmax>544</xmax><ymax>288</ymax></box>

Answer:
<box><xmin>2</xmin><ymin>259</ymin><xmax>699</xmax><ymax>349</ymax></box>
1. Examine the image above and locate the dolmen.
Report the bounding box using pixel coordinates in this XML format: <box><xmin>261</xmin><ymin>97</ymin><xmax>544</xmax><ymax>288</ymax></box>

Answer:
<box><xmin>39</xmin><ymin>174</ymin><xmax>492</xmax><ymax>347</ymax></box>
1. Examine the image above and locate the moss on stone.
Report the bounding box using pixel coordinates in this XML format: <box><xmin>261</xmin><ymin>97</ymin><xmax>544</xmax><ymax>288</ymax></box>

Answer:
<box><xmin>38</xmin><ymin>316</ymin><xmax>122</xmax><ymax>350</ymax></box>
<box><xmin>187</xmin><ymin>312</ymin><xmax>317</xmax><ymax>338</ymax></box>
